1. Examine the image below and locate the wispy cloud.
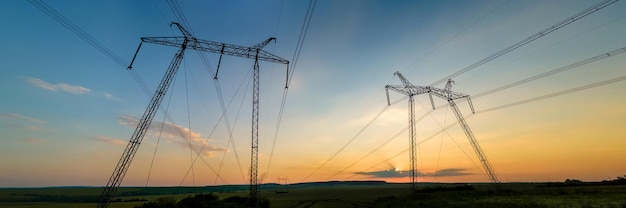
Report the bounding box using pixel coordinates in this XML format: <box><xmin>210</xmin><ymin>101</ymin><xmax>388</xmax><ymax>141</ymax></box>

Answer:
<box><xmin>103</xmin><ymin>93</ymin><xmax>121</xmax><ymax>101</ymax></box>
<box><xmin>91</xmin><ymin>136</ymin><xmax>127</xmax><ymax>146</ymax></box>
<box><xmin>25</xmin><ymin>77</ymin><xmax>90</xmax><ymax>94</ymax></box>
<box><xmin>433</xmin><ymin>168</ymin><xmax>473</xmax><ymax>177</ymax></box>
<box><xmin>118</xmin><ymin>115</ymin><xmax>227</xmax><ymax>157</ymax></box>
<box><xmin>355</xmin><ymin>168</ymin><xmax>412</xmax><ymax>178</ymax></box>
<box><xmin>355</xmin><ymin>168</ymin><xmax>472</xmax><ymax>178</ymax></box>
<box><xmin>22</xmin><ymin>138</ymin><xmax>48</xmax><ymax>144</ymax></box>
<box><xmin>0</xmin><ymin>113</ymin><xmax>46</xmax><ymax>123</ymax></box>
<box><xmin>5</xmin><ymin>124</ymin><xmax>44</xmax><ymax>131</ymax></box>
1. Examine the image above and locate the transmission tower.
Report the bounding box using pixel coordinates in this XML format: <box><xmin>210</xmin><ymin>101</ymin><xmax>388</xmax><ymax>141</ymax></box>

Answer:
<box><xmin>97</xmin><ymin>22</ymin><xmax>288</xmax><ymax>208</ymax></box>
<box><xmin>386</xmin><ymin>72</ymin><xmax>500</xmax><ymax>190</ymax></box>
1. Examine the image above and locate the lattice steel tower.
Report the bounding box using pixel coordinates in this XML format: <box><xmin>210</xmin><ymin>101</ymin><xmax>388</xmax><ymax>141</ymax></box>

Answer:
<box><xmin>97</xmin><ymin>22</ymin><xmax>288</xmax><ymax>208</ymax></box>
<box><xmin>386</xmin><ymin>72</ymin><xmax>499</xmax><ymax>191</ymax></box>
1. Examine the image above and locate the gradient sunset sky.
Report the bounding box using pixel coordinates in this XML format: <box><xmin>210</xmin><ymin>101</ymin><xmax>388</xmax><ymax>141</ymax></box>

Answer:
<box><xmin>1</xmin><ymin>0</ymin><xmax>625</xmax><ymax>187</ymax></box>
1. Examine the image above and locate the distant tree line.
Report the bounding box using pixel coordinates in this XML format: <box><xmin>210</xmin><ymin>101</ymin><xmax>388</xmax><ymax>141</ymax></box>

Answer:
<box><xmin>543</xmin><ymin>174</ymin><xmax>626</xmax><ymax>187</ymax></box>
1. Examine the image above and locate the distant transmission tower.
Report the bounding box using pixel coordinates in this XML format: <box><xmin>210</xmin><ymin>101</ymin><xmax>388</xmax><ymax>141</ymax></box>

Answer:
<box><xmin>275</xmin><ymin>177</ymin><xmax>289</xmax><ymax>193</ymax></box>
<box><xmin>386</xmin><ymin>72</ymin><xmax>499</xmax><ymax>190</ymax></box>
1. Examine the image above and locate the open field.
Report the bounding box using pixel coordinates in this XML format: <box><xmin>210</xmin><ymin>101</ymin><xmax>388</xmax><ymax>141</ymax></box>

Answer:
<box><xmin>1</xmin><ymin>182</ymin><xmax>625</xmax><ymax>207</ymax></box>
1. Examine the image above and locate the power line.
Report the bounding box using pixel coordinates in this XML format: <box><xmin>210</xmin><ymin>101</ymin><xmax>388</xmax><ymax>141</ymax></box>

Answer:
<box><xmin>397</xmin><ymin>0</ymin><xmax>511</xmax><ymax>77</ymax></box>
<box><xmin>266</xmin><ymin>0</ymin><xmax>317</xmax><ymax>180</ymax></box>
<box><xmin>458</xmin><ymin>11</ymin><xmax>626</xmax><ymax>84</ymax></box>
<box><xmin>214</xmin><ymin>68</ymin><xmax>253</xmax><ymax>184</ymax></box>
<box><xmin>300</xmin><ymin>98</ymin><xmax>403</xmax><ymax>182</ymax></box>
<box><xmin>430</xmin><ymin>0</ymin><xmax>619</xmax><ymax>86</ymax></box>
<box><xmin>288</xmin><ymin>0</ymin><xmax>317</xmax><ymax>86</ymax></box>
<box><xmin>164</xmin><ymin>0</ymin><xmax>249</xmax><ymax>183</ymax></box>
<box><xmin>28</xmin><ymin>0</ymin><xmax>156</xmax><ymax>97</ymax></box>
<box><xmin>477</xmin><ymin>75</ymin><xmax>626</xmax><ymax>114</ymax></box>
<box><xmin>474</xmin><ymin>46</ymin><xmax>626</xmax><ymax>98</ymax></box>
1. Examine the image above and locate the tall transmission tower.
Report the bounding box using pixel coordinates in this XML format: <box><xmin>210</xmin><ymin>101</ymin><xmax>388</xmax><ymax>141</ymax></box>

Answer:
<box><xmin>97</xmin><ymin>22</ymin><xmax>288</xmax><ymax>208</ymax></box>
<box><xmin>386</xmin><ymin>72</ymin><xmax>500</xmax><ymax>190</ymax></box>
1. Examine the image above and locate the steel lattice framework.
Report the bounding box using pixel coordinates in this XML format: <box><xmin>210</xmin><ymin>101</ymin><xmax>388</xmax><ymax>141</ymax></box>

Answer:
<box><xmin>97</xmin><ymin>22</ymin><xmax>288</xmax><ymax>208</ymax></box>
<box><xmin>386</xmin><ymin>72</ymin><xmax>499</xmax><ymax>191</ymax></box>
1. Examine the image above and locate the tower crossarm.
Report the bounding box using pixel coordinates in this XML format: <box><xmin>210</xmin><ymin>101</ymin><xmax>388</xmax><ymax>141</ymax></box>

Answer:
<box><xmin>385</xmin><ymin>85</ymin><xmax>430</xmax><ymax>97</ymax></box>
<box><xmin>429</xmin><ymin>87</ymin><xmax>470</xmax><ymax>101</ymax></box>
<box><xmin>141</xmin><ymin>37</ymin><xmax>289</xmax><ymax>65</ymax></box>
<box><xmin>251</xmin><ymin>37</ymin><xmax>276</xmax><ymax>49</ymax></box>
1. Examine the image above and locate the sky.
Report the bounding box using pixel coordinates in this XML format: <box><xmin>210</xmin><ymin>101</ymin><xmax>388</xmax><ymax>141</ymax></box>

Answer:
<box><xmin>1</xmin><ymin>0</ymin><xmax>625</xmax><ymax>187</ymax></box>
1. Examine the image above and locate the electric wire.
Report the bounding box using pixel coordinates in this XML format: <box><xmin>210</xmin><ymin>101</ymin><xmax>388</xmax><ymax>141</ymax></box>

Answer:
<box><xmin>288</xmin><ymin>0</ymin><xmax>317</xmax><ymax>86</ymax></box>
<box><xmin>262</xmin><ymin>0</ymin><xmax>285</xmax><ymax>180</ymax></box>
<box><xmin>474</xmin><ymin>46</ymin><xmax>626</xmax><ymax>99</ymax></box>
<box><xmin>165</xmin><ymin>0</ymin><xmax>249</xmax><ymax>183</ymax></box>
<box><xmin>324</xmin><ymin>126</ymin><xmax>408</xmax><ymax>181</ymax></box>
<box><xmin>214</xmin><ymin>68</ymin><xmax>253</xmax><ymax>184</ymax></box>
<box><xmin>429</xmin><ymin>0</ymin><xmax>619</xmax><ymax>86</ymax></box>
<box><xmin>396</xmin><ymin>0</ymin><xmax>511</xmax><ymax>77</ymax></box>
<box><xmin>477</xmin><ymin>75</ymin><xmax>626</xmax><ymax>114</ymax></box>
<box><xmin>145</xmin><ymin>70</ymin><xmax>179</xmax><ymax>186</ymax></box>
<box><xmin>184</xmin><ymin>64</ymin><xmax>196</xmax><ymax>186</ymax></box>
<box><xmin>167</xmin><ymin>0</ymin><xmax>195</xmax><ymax>35</ymax></box>
<box><xmin>300</xmin><ymin>98</ymin><xmax>403</xmax><ymax>182</ymax></box>
<box><xmin>345</xmin><ymin>113</ymin><xmax>477</xmax><ymax>180</ymax></box>
<box><xmin>266</xmin><ymin>0</ymin><xmax>317</xmax><ymax>180</ymax></box>
<box><xmin>433</xmin><ymin>105</ymin><xmax>449</xmax><ymax>182</ymax></box>
<box><xmin>458</xmin><ymin>12</ymin><xmax>626</xmax><ymax>84</ymax></box>
<box><xmin>337</xmin><ymin>102</ymin><xmax>481</xmax><ymax>181</ymax></box>
<box><xmin>180</xmin><ymin>68</ymin><xmax>253</xmax><ymax>185</ymax></box>
<box><xmin>28</xmin><ymin>0</ymin><xmax>155</xmax><ymax>97</ymax></box>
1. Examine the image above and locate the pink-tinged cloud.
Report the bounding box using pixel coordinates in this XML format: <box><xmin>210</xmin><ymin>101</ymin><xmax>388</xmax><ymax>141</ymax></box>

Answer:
<box><xmin>118</xmin><ymin>115</ymin><xmax>227</xmax><ymax>157</ymax></box>
<box><xmin>91</xmin><ymin>136</ymin><xmax>127</xmax><ymax>146</ymax></box>
<box><xmin>25</xmin><ymin>77</ymin><xmax>90</xmax><ymax>94</ymax></box>
<box><xmin>0</xmin><ymin>113</ymin><xmax>46</xmax><ymax>123</ymax></box>
<box><xmin>22</xmin><ymin>138</ymin><xmax>48</xmax><ymax>144</ymax></box>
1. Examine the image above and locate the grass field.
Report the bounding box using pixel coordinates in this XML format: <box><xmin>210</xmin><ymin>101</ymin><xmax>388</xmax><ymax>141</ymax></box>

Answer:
<box><xmin>1</xmin><ymin>182</ymin><xmax>625</xmax><ymax>207</ymax></box>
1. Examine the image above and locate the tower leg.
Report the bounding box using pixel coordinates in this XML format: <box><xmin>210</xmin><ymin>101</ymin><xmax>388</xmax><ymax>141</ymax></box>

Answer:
<box><xmin>408</xmin><ymin>95</ymin><xmax>416</xmax><ymax>192</ymax></box>
<box><xmin>250</xmin><ymin>53</ymin><xmax>260</xmax><ymax>204</ymax></box>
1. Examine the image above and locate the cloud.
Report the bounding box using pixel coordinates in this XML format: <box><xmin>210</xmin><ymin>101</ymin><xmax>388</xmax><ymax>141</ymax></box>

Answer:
<box><xmin>26</xmin><ymin>77</ymin><xmax>90</xmax><ymax>94</ymax></box>
<box><xmin>22</xmin><ymin>138</ymin><xmax>48</xmax><ymax>144</ymax></box>
<box><xmin>118</xmin><ymin>115</ymin><xmax>226</xmax><ymax>157</ymax></box>
<box><xmin>5</xmin><ymin>124</ymin><xmax>43</xmax><ymax>131</ymax></box>
<box><xmin>355</xmin><ymin>168</ymin><xmax>412</xmax><ymax>178</ymax></box>
<box><xmin>0</xmin><ymin>113</ymin><xmax>46</xmax><ymax>123</ymax></box>
<box><xmin>355</xmin><ymin>168</ymin><xmax>472</xmax><ymax>178</ymax></box>
<box><xmin>104</xmin><ymin>93</ymin><xmax>121</xmax><ymax>101</ymax></box>
<box><xmin>433</xmin><ymin>168</ymin><xmax>472</xmax><ymax>177</ymax></box>
<box><xmin>91</xmin><ymin>136</ymin><xmax>127</xmax><ymax>146</ymax></box>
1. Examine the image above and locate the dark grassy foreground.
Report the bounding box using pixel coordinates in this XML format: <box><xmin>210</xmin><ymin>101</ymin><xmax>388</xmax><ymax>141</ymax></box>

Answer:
<box><xmin>1</xmin><ymin>182</ymin><xmax>625</xmax><ymax>207</ymax></box>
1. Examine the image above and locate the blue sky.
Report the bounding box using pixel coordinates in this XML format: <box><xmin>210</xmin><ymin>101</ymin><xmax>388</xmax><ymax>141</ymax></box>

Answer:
<box><xmin>1</xmin><ymin>0</ymin><xmax>626</xmax><ymax>187</ymax></box>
